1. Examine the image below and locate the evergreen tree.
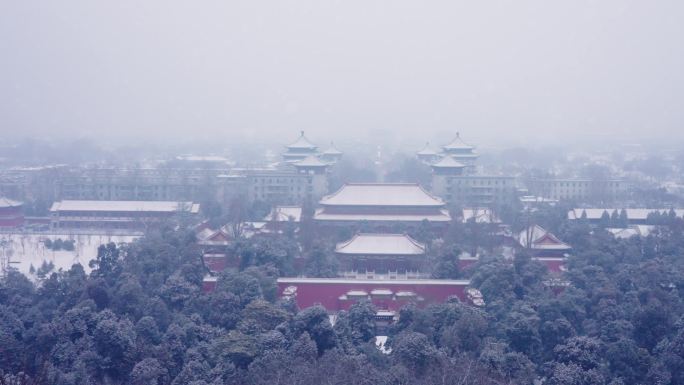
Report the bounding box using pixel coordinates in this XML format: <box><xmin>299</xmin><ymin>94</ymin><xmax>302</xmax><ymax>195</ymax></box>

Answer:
<box><xmin>618</xmin><ymin>208</ymin><xmax>629</xmax><ymax>228</ymax></box>
<box><xmin>598</xmin><ymin>210</ymin><xmax>611</xmax><ymax>228</ymax></box>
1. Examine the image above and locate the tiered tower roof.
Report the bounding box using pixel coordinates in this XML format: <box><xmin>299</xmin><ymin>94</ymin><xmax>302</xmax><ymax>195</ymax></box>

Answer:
<box><xmin>322</xmin><ymin>142</ymin><xmax>343</xmax><ymax>156</ymax></box>
<box><xmin>431</xmin><ymin>156</ymin><xmax>466</xmax><ymax>169</ymax></box>
<box><xmin>286</xmin><ymin>131</ymin><xmax>318</xmax><ymax>150</ymax></box>
<box><xmin>294</xmin><ymin>155</ymin><xmax>328</xmax><ymax>168</ymax></box>
<box><xmin>443</xmin><ymin>132</ymin><xmax>475</xmax><ymax>152</ymax></box>
<box><xmin>416</xmin><ymin>142</ymin><xmax>439</xmax><ymax>156</ymax></box>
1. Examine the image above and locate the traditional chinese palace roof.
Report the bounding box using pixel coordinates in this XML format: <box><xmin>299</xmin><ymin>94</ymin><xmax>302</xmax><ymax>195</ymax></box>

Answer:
<box><xmin>50</xmin><ymin>200</ymin><xmax>200</xmax><ymax>214</ymax></box>
<box><xmin>462</xmin><ymin>208</ymin><xmax>501</xmax><ymax>223</ymax></box>
<box><xmin>0</xmin><ymin>197</ymin><xmax>22</xmax><ymax>208</ymax></box>
<box><xmin>416</xmin><ymin>142</ymin><xmax>439</xmax><ymax>156</ymax></box>
<box><xmin>196</xmin><ymin>227</ymin><xmax>233</xmax><ymax>246</ymax></box>
<box><xmin>286</xmin><ymin>131</ymin><xmax>318</xmax><ymax>150</ymax></box>
<box><xmin>518</xmin><ymin>225</ymin><xmax>571</xmax><ymax>251</ymax></box>
<box><xmin>335</xmin><ymin>233</ymin><xmax>426</xmax><ymax>256</ymax></box>
<box><xmin>313</xmin><ymin>210</ymin><xmax>451</xmax><ymax>222</ymax></box>
<box><xmin>319</xmin><ymin>183</ymin><xmax>445</xmax><ymax>207</ymax></box>
<box><xmin>442</xmin><ymin>133</ymin><xmax>475</xmax><ymax>152</ymax></box>
<box><xmin>321</xmin><ymin>142</ymin><xmax>343</xmax><ymax>155</ymax></box>
<box><xmin>315</xmin><ymin>183</ymin><xmax>451</xmax><ymax>223</ymax></box>
<box><xmin>431</xmin><ymin>156</ymin><xmax>466</xmax><ymax>169</ymax></box>
<box><xmin>264</xmin><ymin>206</ymin><xmax>302</xmax><ymax>222</ymax></box>
<box><xmin>294</xmin><ymin>155</ymin><xmax>328</xmax><ymax>168</ymax></box>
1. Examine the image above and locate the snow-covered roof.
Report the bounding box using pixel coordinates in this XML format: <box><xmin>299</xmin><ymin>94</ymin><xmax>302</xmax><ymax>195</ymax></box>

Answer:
<box><xmin>294</xmin><ymin>155</ymin><xmax>328</xmax><ymax>168</ymax></box>
<box><xmin>175</xmin><ymin>155</ymin><xmax>230</xmax><ymax>162</ymax></box>
<box><xmin>314</xmin><ymin>209</ymin><xmax>452</xmax><ymax>222</ymax></box>
<box><xmin>320</xmin><ymin>183</ymin><xmax>445</xmax><ymax>207</ymax></box>
<box><xmin>442</xmin><ymin>133</ymin><xmax>475</xmax><ymax>151</ymax></box>
<box><xmin>50</xmin><ymin>200</ymin><xmax>200</xmax><ymax>214</ymax></box>
<box><xmin>217</xmin><ymin>174</ymin><xmax>246</xmax><ymax>179</ymax></box>
<box><xmin>462</xmin><ymin>208</ymin><xmax>501</xmax><ymax>224</ymax></box>
<box><xmin>203</xmin><ymin>275</ymin><xmax>218</xmax><ymax>283</ymax></box>
<box><xmin>416</xmin><ymin>142</ymin><xmax>439</xmax><ymax>156</ymax></box>
<box><xmin>568</xmin><ymin>208</ymin><xmax>684</xmax><ymax>221</ymax></box>
<box><xmin>0</xmin><ymin>197</ymin><xmax>22</xmax><ymax>208</ymax></box>
<box><xmin>335</xmin><ymin>233</ymin><xmax>426</xmax><ymax>255</ymax></box>
<box><xmin>286</xmin><ymin>131</ymin><xmax>317</xmax><ymax>150</ymax></box>
<box><xmin>245</xmin><ymin>221</ymin><xmax>267</xmax><ymax>229</ymax></box>
<box><xmin>431</xmin><ymin>156</ymin><xmax>466</xmax><ymax>169</ymax></box>
<box><xmin>321</xmin><ymin>142</ymin><xmax>343</xmax><ymax>155</ymax></box>
<box><xmin>196</xmin><ymin>227</ymin><xmax>216</xmax><ymax>240</ymax></box>
<box><xmin>518</xmin><ymin>225</ymin><xmax>571</xmax><ymax>251</ymax></box>
<box><xmin>606</xmin><ymin>225</ymin><xmax>655</xmax><ymax>239</ymax></box>
<box><xmin>196</xmin><ymin>227</ymin><xmax>233</xmax><ymax>245</ymax></box>
<box><xmin>520</xmin><ymin>196</ymin><xmax>558</xmax><ymax>204</ymax></box>
<box><xmin>449</xmin><ymin>153</ymin><xmax>479</xmax><ymax>159</ymax></box>
<box><xmin>264</xmin><ymin>206</ymin><xmax>302</xmax><ymax>222</ymax></box>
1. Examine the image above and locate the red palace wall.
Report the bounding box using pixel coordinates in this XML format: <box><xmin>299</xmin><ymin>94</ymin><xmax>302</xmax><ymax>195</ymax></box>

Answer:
<box><xmin>202</xmin><ymin>278</ymin><xmax>217</xmax><ymax>293</ymax></box>
<box><xmin>277</xmin><ymin>279</ymin><xmax>469</xmax><ymax>312</ymax></box>
<box><xmin>0</xmin><ymin>206</ymin><xmax>24</xmax><ymax>228</ymax></box>
<box><xmin>535</xmin><ymin>258</ymin><xmax>566</xmax><ymax>273</ymax></box>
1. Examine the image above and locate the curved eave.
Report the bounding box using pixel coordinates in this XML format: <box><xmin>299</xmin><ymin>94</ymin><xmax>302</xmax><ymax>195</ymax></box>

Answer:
<box><xmin>322</xmin><ymin>148</ymin><xmax>343</xmax><ymax>155</ymax></box>
<box><xmin>335</xmin><ymin>251</ymin><xmax>425</xmax><ymax>256</ymax></box>
<box><xmin>319</xmin><ymin>202</ymin><xmax>445</xmax><ymax>208</ymax></box>
<box><xmin>432</xmin><ymin>162</ymin><xmax>466</xmax><ymax>169</ymax></box>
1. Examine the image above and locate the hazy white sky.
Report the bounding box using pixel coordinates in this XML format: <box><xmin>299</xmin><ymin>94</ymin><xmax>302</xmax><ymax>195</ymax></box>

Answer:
<box><xmin>1</xmin><ymin>0</ymin><xmax>683</xmax><ymax>147</ymax></box>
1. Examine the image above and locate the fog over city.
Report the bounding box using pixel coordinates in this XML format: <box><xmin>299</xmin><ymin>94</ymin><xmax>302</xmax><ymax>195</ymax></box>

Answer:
<box><xmin>2</xmin><ymin>0</ymin><xmax>683</xmax><ymax>148</ymax></box>
<box><xmin>4</xmin><ymin>3</ymin><xmax>684</xmax><ymax>385</ymax></box>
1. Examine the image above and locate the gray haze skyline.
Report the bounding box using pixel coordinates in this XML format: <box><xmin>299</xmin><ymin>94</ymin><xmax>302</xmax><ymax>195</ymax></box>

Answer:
<box><xmin>1</xmin><ymin>0</ymin><xmax>683</xmax><ymax>148</ymax></box>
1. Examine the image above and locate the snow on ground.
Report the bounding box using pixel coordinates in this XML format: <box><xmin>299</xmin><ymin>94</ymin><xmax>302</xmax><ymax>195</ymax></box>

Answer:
<box><xmin>0</xmin><ymin>233</ymin><xmax>140</xmax><ymax>279</ymax></box>
<box><xmin>375</xmin><ymin>336</ymin><xmax>391</xmax><ymax>354</ymax></box>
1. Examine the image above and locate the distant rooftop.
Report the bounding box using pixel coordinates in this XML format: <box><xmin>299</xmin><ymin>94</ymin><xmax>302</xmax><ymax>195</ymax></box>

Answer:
<box><xmin>264</xmin><ymin>206</ymin><xmax>302</xmax><ymax>222</ymax></box>
<box><xmin>286</xmin><ymin>131</ymin><xmax>318</xmax><ymax>150</ymax></box>
<box><xmin>50</xmin><ymin>200</ymin><xmax>200</xmax><ymax>214</ymax></box>
<box><xmin>518</xmin><ymin>225</ymin><xmax>571</xmax><ymax>251</ymax></box>
<box><xmin>314</xmin><ymin>209</ymin><xmax>451</xmax><ymax>222</ymax></box>
<box><xmin>442</xmin><ymin>133</ymin><xmax>475</xmax><ymax>151</ymax></box>
<box><xmin>294</xmin><ymin>155</ymin><xmax>328</xmax><ymax>168</ymax></box>
<box><xmin>607</xmin><ymin>225</ymin><xmax>654</xmax><ymax>239</ymax></box>
<box><xmin>196</xmin><ymin>227</ymin><xmax>233</xmax><ymax>245</ymax></box>
<box><xmin>462</xmin><ymin>208</ymin><xmax>501</xmax><ymax>224</ymax></box>
<box><xmin>0</xmin><ymin>197</ymin><xmax>22</xmax><ymax>208</ymax></box>
<box><xmin>321</xmin><ymin>142</ymin><xmax>343</xmax><ymax>155</ymax></box>
<box><xmin>320</xmin><ymin>183</ymin><xmax>445</xmax><ymax>207</ymax></box>
<box><xmin>416</xmin><ymin>142</ymin><xmax>439</xmax><ymax>156</ymax></box>
<box><xmin>432</xmin><ymin>156</ymin><xmax>466</xmax><ymax>169</ymax></box>
<box><xmin>335</xmin><ymin>233</ymin><xmax>426</xmax><ymax>255</ymax></box>
<box><xmin>175</xmin><ymin>155</ymin><xmax>230</xmax><ymax>163</ymax></box>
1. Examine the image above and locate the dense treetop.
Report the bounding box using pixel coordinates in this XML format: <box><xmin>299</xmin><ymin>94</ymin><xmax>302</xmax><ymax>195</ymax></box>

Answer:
<box><xmin>2</xmin><ymin>209</ymin><xmax>684</xmax><ymax>384</ymax></box>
